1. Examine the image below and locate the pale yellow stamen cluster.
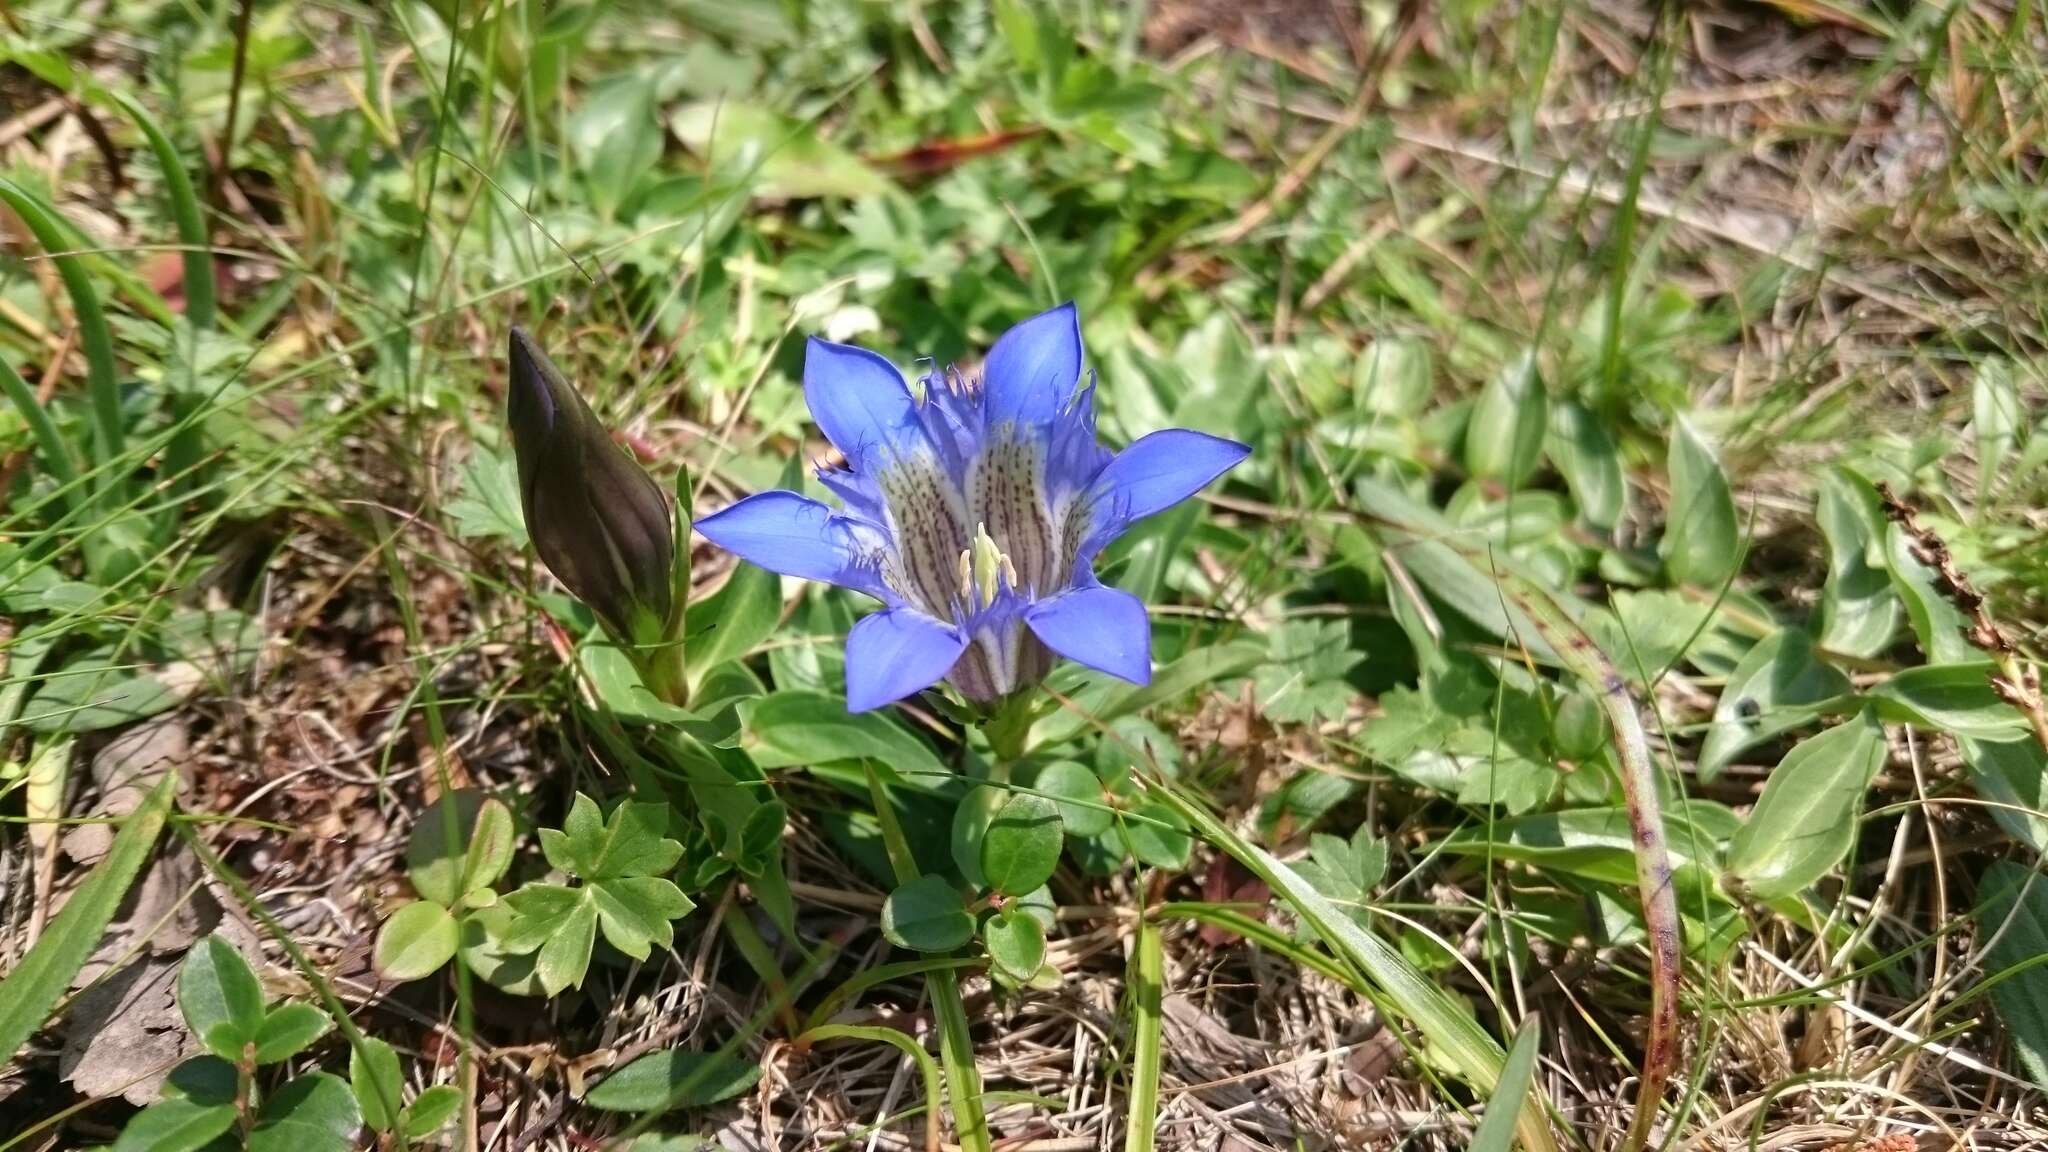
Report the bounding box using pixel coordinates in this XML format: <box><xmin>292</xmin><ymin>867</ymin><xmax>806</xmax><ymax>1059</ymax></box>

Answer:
<box><xmin>955</xmin><ymin>521</ymin><xmax>1018</xmax><ymax>611</ymax></box>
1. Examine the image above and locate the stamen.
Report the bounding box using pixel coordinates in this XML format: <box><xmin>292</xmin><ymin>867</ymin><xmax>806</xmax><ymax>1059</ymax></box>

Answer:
<box><xmin>956</xmin><ymin>549</ymin><xmax>973</xmax><ymax>600</ymax></box>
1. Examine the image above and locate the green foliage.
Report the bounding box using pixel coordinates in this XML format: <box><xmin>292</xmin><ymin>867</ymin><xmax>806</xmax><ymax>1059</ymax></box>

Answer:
<box><xmin>1660</xmin><ymin>415</ymin><xmax>1740</xmax><ymax>588</ymax></box>
<box><xmin>1726</xmin><ymin>711</ymin><xmax>1888</xmax><ymax>900</ymax></box>
<box><xmin>881</xmin><ymin>874</ymin><xmax>975</xmax><ymax>953</ymax></box>
<box><xmin>502</xmin><ymin>795</ymin><xmax>695</xmax><ymax>994</ymax></box>
<box><xmin>119</xmin><ymin>936</ymin><xmax>359</xmax><ymax>1152</ymax></box>
<box><xmin>586</xmin><ymin>1049</ymin><xmax>763</xmax><ymax>1113</ymax></box>
<box><xmin>1253</xmin><ymin>619</ymin><xmax>1363</xmax><ymax>725</ymax></box>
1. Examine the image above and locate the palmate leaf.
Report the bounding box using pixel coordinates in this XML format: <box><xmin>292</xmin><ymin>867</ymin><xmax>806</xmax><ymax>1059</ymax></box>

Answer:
<box><xmin>502</xmin><ymin>877</ymin><xmax>694</xmax><ymax>994</ymax></box>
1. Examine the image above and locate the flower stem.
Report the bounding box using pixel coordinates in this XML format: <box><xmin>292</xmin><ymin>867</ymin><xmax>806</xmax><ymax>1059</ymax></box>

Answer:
<box><xmin>863</xmin><ymin>766</ymin><xmax>990</xmax><ymax>1152</ymax></box>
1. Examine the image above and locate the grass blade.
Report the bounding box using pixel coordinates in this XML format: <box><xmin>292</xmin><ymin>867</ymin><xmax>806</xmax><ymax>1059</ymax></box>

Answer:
<box><xmin>1470</xmin><ymin>1020</ymin><xmax>1541</xmax><ymax>1152</ymax></box>
<box><xmin>0</xmin><ymin>353</ymin><xmax>84</xmax><ymax>516</ymax></box>
<box><xmin>107</xmin><ymin>91</ymin><xmax>215</xmax><ymax>330</ymax></box>
<box><xmin>1124</xmin><ymin>907</ymin><xmax>1163</xmax><ymax>1152</ymax></box>
<box><xmin>0</xmin><ymin>773</ymin><xmax>175</xmax><ymax>1065</ymax></box>
<box><xmin>0</xmin><ymin>177</ymin><xmax>125</xmax><ymax>480</ymax></box>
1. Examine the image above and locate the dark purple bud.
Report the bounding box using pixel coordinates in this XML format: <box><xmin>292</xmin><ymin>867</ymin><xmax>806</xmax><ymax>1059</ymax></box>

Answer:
<box><xmin>507</xmin><ymin>327</ymin><xmax>674</xmax><ymax>643</ymax></box>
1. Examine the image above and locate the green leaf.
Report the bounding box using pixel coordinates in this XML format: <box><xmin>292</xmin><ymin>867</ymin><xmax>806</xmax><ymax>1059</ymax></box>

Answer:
<box><xmin>1293</xmin><ymin>825</ymin><xmax>1389</xmax><ymax>925</ymax></box>
<box><xmin>573</xmin><ymin>73</ymin><xmax>664</xmax><ymax>221</ymax></box>
<box><xmin>111</xmin><ymin>1098</ymin><xmax>238</xmax><ymax>1152</ymax></box>
<box><xmin>350</xmin><ymin>1035</ymin><xmax>405</xmax><ymax>1134</ymax></box>
<box><xmin>1546</xmin><ymin>399</ymin><xmax>1624</xmax><ymax>529</ymax></box>
<box><xmin>248</xmin><ymin>1071</ymin><xmax>361</xmax><ymax>1152</ymax></box>
<box><xmin>1697</xmin><ymin>628</ymin><xmax>1850</xmax><ymax>781</ymax></box>
<box><xmin>741</xmin><ymin>691</ymin><xmax>947</xmax><ymax>783</ymax></box>
<box><xmin>373</xmin><ymin>900</ymin><xmax>460</xmax><ymax>982</ymax></box>
<box><xmin>1119</xmin><ymin>801</ymin><xmax>1192</xmax><ymax>870</ymax></box>
<box><xmin>1355</xmin><ymin>336</ymin><xmax>1433</xmax><ymax>417</ymax></box>
<box><xmin>683</xmin><ymin>531</ymin><xmax>782</xmax><ymax>695</ymax></box>
<box><xmin>251</xmin><ymin>1001</ymin><xmax>331</xmax><ymax>1064</ymax></box>
<box><xmin>949</xmin><ymin>785</ymin><xmax>1005</xmax><ymax>888</ymax></box>
<box><xmin>1032</xmin><ymin>761</ymin><xmax>1112</xmax><ymax>838</ymax></box>
<box><xmin>1726</xmin><ymin>710</ymin><xmax>1888</xmax><ymax>900</ymax></box>
<box><xmin>1252</xmin><ymin>619</ymin><xmax>1363</xmax><ymax>725</ymax></box>
<box><xmin>1813</xmin><ymin>467</ymin><xmax>1899</xmax><ymax>658</ymax></box>
<box><xmin>407</xmin><ymin>790</ymin><xmax>516</xmax><ymax>905</ymax></box>
<box><xmin>0</xmin><ymin>774</ymin><xmax>172</xmax><ymax>1066</ymax></box>
<box><xmin>586</xmin><ymin>1048</ymin><xmax>763</xmax><ymax>1113</ymax></box>
<box><xmin>881</xmin><ymin>875</ymin><xmax>975</xmax><ymax>952</ymax></box>
<box><xmin>1974</xmin><ymin>358</ymin><xmax>2022</xmax><ymax>500</ymax></box>
<box><xmin>981</xmin><ymin>906</ymin><xmax>1047</xmax><ymax>981</ymax></box>
<box><xmin>981</xmin><ymin>793</ymin><xmax>1064</xmax><ymax>896</ymax></box>
<box><xmin>444</xmin><ymin>445</ymin><xmax>527</xmax><ymax>545</ymax></box>
<box><xmin>402</xmin><ymin>1085</ymin><xmax>463</xmax><ymax>1139</ymax></box>
<box><xmin>458</xmin><ymin>901</ymin><xmax>546</xmax><ymax>997</ymax></box>
<box><xmin>1584</xmin><ymin>589</ymin><xmax>1712</xmax><ymax>681</ymax></box>
<box><xmin>1862</xmin><ymin>662</ymin><xmax>2029</xmax><ymax>740</ymax></box>
<box><xmin>179</xmin><ymin>933</ymin><xmax>267</xmax><ymax>1059</ymax></box>
<box><xmin>1464</xmin><ymin>351</ymin><xmax>1547</xmax><ymax>487</ymax></box>
<box><xmin>1976</xmin><ymin>861</ymin><xmax>2048</xmax><ymax>1090</ymax></box>
<box><xmin>503</xmin><ymin>884</ymin><xmax>600</xmax><ymax>995</ymax></box>
<box><xmin>401</xmin><ymin>1082</ymin><xmax>462</xmax><ymax>1131</ymax></box>
<box><xmin>1884</xmin><ymin>523</ymin><xmax>1977</xmax><ymax>666</ymax></box>
<box><xmin>1469</xmin><ymin>1021</ymin><xmax>1541</xmax><ymax>1152</ymax></box>
<box><xmin>1659</xmin><ymin>415</ymin><xmax>1740</xmax><ymax>588</ymax></box>
<box><xmin>543</xmin><ymin>795</ymin><xmax>683</xmax><ymax>880</ymax></box>
<box><xmin>22</xmin><ymin>647</ymin><xmax>205</xmax><ymax>733</ymax></box>
<box><xmin>1960</xmin><ymin>737</ymin><xmax>2048</xmax><ymax>855</ymax></box>
<box><xmin>671</xmin><ymin>101</ymin><xmax>891</xmax><ymax>200</ymax></box>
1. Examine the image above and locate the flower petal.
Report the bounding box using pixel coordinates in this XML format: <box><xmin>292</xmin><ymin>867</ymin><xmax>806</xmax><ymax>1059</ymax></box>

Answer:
<box><xmin>982</xmin><ymin>302</ymin><xmax>1081</xmax><ymax>433</ymax></box>
<box><xmin>1026</xmin><ymin>580</ymin><xmax>1151</xmax><ymax>686</ymax></box>
<box><xmin>1089</xmin><ymin>428</ymin><xmax>1249</xmax><ymax>522</ymax></box>
<box><xmin>693</xmin><ymin>490</ymin><xmax>889</xmax><ymax>601</ymax></box>
<box><xmin>805</xmin><ymin>337</ymin><xmax>928</xmax><ymax>471</ymax></box>
<box><xmin>845</xmin><ymin>609</ymin><xmax>968</xmax><ymax>712</ymax></box>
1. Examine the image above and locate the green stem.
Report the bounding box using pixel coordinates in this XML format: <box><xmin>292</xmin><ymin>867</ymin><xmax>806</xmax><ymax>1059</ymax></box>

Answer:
<box><xmin>0</xmin><ymin>354</ymin><xmax>82</xmax><ymax>517</ymax></box>
<box><xmin>0</xmin><ymin>178</ymin><xmax>124</xmax><ymax>485</ymax></box>
<box><xmin>720</xmin><ymin>884</ymin><xmax>799</xmax><ymax>1036</ymax></box>
<box><xmin>862</xmin><ymin>766</ymin><xmax>990</xmax><ymax>1152</ymax></box>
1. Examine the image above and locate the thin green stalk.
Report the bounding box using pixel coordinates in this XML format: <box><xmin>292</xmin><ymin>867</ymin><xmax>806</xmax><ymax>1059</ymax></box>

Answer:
<box><xmin>1123</xmin><ymin>907</ymin><xmax>1163</xmax><ymax>1152</ymax></box>
<box><xmin>862</xmin><ymin>766</ymin><xmax>990</xmax><ymax>1152</ymax></box>
<box><xmin>0</xmin><ymin>178</ymin><xmax>125</xmax><ymax>482</ymax></box>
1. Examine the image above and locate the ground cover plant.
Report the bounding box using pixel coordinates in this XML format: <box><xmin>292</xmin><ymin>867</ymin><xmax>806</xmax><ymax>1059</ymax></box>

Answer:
<box><xmin>2</xmin><ymin>1</ymin><xmax>2047</xmax><ymax>1149</ymax></box>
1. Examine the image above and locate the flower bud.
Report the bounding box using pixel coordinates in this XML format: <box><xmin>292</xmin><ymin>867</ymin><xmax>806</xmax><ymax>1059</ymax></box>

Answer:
<box><xmin>506</xmin><ymin>326</ymin><xmax>674</xmax><ymax>645</ymax></box>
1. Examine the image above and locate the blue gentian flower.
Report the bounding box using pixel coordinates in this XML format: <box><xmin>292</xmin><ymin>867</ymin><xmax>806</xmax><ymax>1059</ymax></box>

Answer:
<box><xmin>695</xmin><ymin>303</ymin><xmax>1249</xmax><ymax>712</ymax></box>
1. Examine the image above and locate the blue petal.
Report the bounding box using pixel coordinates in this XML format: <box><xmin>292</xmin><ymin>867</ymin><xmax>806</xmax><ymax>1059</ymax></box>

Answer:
<box><xmin>1026</xmin><ymin>580</ymin><xmax>1151</xmax><ymax>686</ymax></box>
<box><xmin>845</xmin><ymin>609</ymin><xmax>968</xmax><ymax>712</ymax></box>
<box><xmin>1080</xmin><ymin>428</ymin><xmax>1248</xmax><ymax>558</ymax></box>
<box><xmin>982</xmin><ymin>302</ymin><xmax>1081</xmax><ymax>432</ymax></box>
<box><xmin>693</xmin><ymin>490</ymin><xmax>890</xmax><ymax>601</ymax></box>
<box><xmin>805</xmin><ymin>337</ymin><xmax>928</xmax><ymax>471</ymax></box>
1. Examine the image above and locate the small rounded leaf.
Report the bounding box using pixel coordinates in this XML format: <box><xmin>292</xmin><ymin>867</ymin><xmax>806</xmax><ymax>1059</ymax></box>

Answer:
<box><xmin>880</xmin><ymin>875</ymin><xmax>975</xmax><ymax>952</ymax></box>
<box><xmin>177</xmin><ymin>933</ymin><xmax>266</xmax><ymax>1058</ymax></box>
<box><xmin>1465</xmin><ymin>351</ymin><xmax>1548</xmax><ymax>487</ymax></box>
<box><xmin>949</xmin><ymin>785</ymin><xmax>1006</xmax><ymax>887</ymax></box>
<box><xmin>249</xmin><ymin>1071</ymin><xmax>361</xmax><ymax>1152</ymax></box>
<box><xmin>460</xmin><ymin>902</ymin><xmax>547</xmax><ymax>997</ymax></box>
<box><xmin>981</xmin><ymin>793</ymin><xmax>1063</xmax><ymax>897</ymax></box>
<box><xmin>350</xmin><ymin>1036</ymin><xmax>404</xmax><ymax>1134</ymax></box>
<box><xmin>403</xmin><ymin>1085</ymin><xmax>463</xmax><ymax>1138</ymax></box>
<box><xmin>112</xmin><ymin>1098</ymin><xmax>238</xmax><ymax>1152</ymax></box>
<box><xmin>1033</xmin><ymin>761</ymin><xmax>1112</xmax><ymax>837</ymax></box>
<box><xmin>981</xmin><ymin>906</ymin><xmax>1047</xmax><ymax>981</ymax></box>
<box><xmin>374</xmin><ymin>900</ymin><xmax>461</xmax><ymax>982</ymax></box>
<box><xmin>251</xmin><ymin>1002</ymin><xmax>331</xmax><ymax>1065</ymax></box>
<box><xmin>407</xmin><ymin>791</ymin><xmax>516</xmax><ymax>906</ymax></box>
<box><xmin>1121</xmin><ymin>801</ymin><xmax>1192</xmax><ymax>870</ymax></box>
